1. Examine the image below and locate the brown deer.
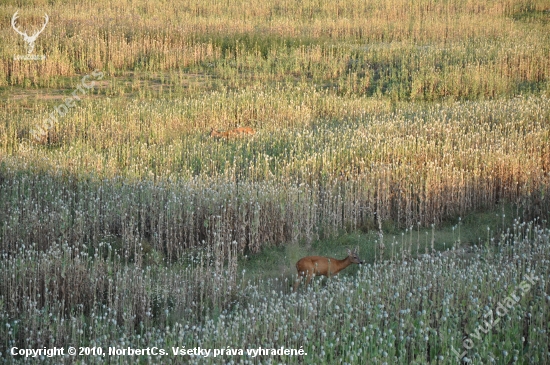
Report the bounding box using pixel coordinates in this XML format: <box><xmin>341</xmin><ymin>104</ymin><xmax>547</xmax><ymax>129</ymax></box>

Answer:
<box><xmin>210</xmin><ymin>127</ymin><xmax>255</xmax><ymax>138</ymax></box>
<box><xmin>293</xmin><ymin>248</ymin><xmax>363</xmax><ymax>291</ymax></box>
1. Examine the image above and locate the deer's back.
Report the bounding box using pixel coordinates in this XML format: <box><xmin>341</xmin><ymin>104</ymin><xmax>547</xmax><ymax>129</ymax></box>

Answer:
<box><xmin>296</xmin><ymin>256</ymin><xmax>337</xmax><ymax>276</ymax></box>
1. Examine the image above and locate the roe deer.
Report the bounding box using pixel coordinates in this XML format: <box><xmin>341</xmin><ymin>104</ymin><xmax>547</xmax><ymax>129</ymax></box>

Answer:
<box><xmin>210</xmin><ymin>127</ymin><xmax>255</xmax><ymax>138</ymax></box>
<box><xmin>293</xmin><ymin>248</ymin><xmax>363</xmax><ymax>291</ymax></box>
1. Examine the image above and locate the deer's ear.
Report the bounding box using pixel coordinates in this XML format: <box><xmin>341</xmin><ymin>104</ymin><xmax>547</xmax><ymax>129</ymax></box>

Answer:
<box><xmin>347</xmin><ymin>249</ymin><xmax>351</xmax><ymax>255</ymax></box>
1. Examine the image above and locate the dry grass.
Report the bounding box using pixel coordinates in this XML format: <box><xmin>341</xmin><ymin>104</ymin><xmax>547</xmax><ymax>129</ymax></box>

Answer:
<box><xmin>1</xmin><ymin>0</ymin><xmax>550</xmax><ymax>363</ymax></box>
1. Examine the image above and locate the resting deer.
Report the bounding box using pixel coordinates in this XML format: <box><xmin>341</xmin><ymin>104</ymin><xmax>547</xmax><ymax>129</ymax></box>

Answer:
<box><xmin>210</xmin><ymin>127</ymin><xmax>255</xmax><ymax>138</ymax></box>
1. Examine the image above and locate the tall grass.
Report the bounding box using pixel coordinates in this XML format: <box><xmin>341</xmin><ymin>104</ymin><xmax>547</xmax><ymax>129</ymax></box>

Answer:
<box><xmin>1</xmin><ymin>95</ymin><xmax>549</xmax><ymax>255</ymax></box>
<box><xmin>0</xmin><ymin>0</ymin><xmax>549</xmax><ymax>98</ymax></box>
<box><xmin>1</xmin><ymin>218</ymin><xmax>549</xmax><ymax>364</ymax></box>
<box><xmin>1</xmin><ymin>0</ymin><xmax>550</xmax><ymax>363</ymax></box>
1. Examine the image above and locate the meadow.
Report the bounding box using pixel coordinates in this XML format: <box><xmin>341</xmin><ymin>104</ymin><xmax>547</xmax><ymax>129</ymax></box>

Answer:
<box><xmin>0</xmin><ymin>0</ymin><xmax>550</xmax><ymax>363</ymax></box>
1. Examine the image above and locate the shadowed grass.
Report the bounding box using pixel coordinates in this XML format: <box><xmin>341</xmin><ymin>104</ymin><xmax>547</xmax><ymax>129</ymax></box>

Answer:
<box><xmin>240</xmin><ymin>203</ymin><xmax>519</xmax><ymax>286</ymax></box>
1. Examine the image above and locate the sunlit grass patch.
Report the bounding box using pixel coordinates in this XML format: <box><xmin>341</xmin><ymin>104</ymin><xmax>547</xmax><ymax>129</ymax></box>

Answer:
<box><xmin>1</xmin><ymin>0</ymin><xmax>550</xmax><ymax>363</ymax></box>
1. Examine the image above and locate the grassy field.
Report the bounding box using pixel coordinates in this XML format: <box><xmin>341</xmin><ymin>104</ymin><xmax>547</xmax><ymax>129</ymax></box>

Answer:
<box><xmin>1</xmin><ymin>0</ymin><xmax>550</xmax><ymax>363</ymax></box>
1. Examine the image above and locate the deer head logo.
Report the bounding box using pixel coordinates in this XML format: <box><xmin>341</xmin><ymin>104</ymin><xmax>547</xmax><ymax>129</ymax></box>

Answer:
<box><xmin>11</xmin><ymin>11</ymin><xmax>49</xmax><ymax>55</ymax></box>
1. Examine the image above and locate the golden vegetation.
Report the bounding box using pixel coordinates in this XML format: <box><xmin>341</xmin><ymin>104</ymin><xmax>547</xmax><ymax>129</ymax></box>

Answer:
<box><xmin>0</xmin><ymin>0</ymin><xmax>550</xmax><ymax>362</ymax></box>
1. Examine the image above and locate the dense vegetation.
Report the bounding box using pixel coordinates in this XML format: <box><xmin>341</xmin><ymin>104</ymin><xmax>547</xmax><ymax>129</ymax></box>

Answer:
<box><xmin>1</xmin><ymin>0</ymin><xmax>549</xmax><ymax>363</ymax></box>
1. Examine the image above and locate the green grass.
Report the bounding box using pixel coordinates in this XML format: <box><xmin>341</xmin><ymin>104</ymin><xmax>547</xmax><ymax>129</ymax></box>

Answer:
<box><xmin>1</xmin><ymin>0</ymin><xmax>550</xmax><ymax>363</ymax></box>
<box><xmin>3</xmin><ymin>215</ymin><xmax>548</xmax><ymax>364</ymax></box>
<box><xmin>240</xmin><ymin>204</ymin><xmax>519</xmax><ymax>284</ymax></box>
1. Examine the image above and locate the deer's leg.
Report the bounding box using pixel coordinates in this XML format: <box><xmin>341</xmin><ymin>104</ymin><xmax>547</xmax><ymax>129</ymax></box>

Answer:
<box><xmin>293</xmin><ymin>274</ymin><xmax>302</xmax><ymax>292</ymax></box>
<box><xmin>305</xmin><ymin>271</ymin><xmax>314</xmax><ymax>287</ymax></box>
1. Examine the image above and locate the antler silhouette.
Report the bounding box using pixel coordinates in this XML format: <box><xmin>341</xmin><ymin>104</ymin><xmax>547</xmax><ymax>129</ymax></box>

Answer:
<box><xmin>11</xmin><ymin>11</ymin><xmax>49</xmax><ymax>54</ymax></box>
